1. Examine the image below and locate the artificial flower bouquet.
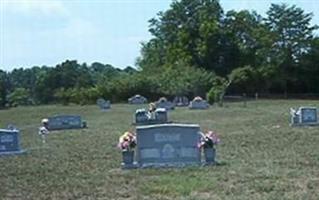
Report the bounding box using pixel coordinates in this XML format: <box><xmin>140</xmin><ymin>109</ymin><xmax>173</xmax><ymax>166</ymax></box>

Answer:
<box><xmin>117</xmin><ymin>131</ymin><xmax>137</xmax><ymax>151</ymax></box>
<box><xmin>198</xmin><ymin>130</ymin><xmax>220</xmax><ymax>149</ymax></box>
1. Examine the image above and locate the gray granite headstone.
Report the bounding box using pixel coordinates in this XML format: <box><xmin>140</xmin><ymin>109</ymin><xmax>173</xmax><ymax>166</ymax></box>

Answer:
<box><xmin>290</xmin><ymin>107</ymin><xmax>318</xmax><ymax>126</ymax></box>
<box><xmin>156</xmin><ymin>98</ymin><xmax>175</xmax><ymax>110</ymax></box>
<box><xmin>189</xmin><ymin>98</ymin><xmax>209</xmax><ymax>109</ymax></box>
<box><xmin>173</xmin><ymin>96</ymin><xmax>189</xmax><ymax>107</ymax></box>
<box><xmin>47</xmin><ymin>115</ymin><xmax>86</xmax><ymax>130</ymax></box>
<box><xmin>0</xmin><ymin>129</ymin><xmax>25</xmax><ymax>156</ymax></box>
<box><xmin>128</xmin><ymin>95</ymin><xmax>147</xmax><ymax>104</ymax></box>
<box><xmin>97</xmin><ymin>98</ymin><xmax>111</xmax><ymax>110</ymax></box>
<box><xmin>136</xmin><ymin>124</ymin><xmax>201</xmax><ymax>168</ymax></box>
<box><xmin>135</xmin><ymin>109</ymin><xmax>149</xmax><ymax>124</ymax></box>
<box><xmin>155</xmin><ymin>108</ymin><xmax>167</xmax><ymax>123</ymax></box>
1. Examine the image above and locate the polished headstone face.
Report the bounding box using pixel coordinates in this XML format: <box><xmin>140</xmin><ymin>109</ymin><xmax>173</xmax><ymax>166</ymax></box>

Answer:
<box><xmin>47</xmin><ymin>115</ymin><xmax>84</xmax><ymax>130</ymax></box>
<box><xmin>300</xmin><ymin>107</ymin><xmax>318</xmax><ymax>124</ymax></box>
<box><xmin>0</xmin><ymin>129</ymin><xmax>24</xmax><ymax>155</ymax></box>
<box><xmin>136</xmin><ymin>124</ymin><xmax>201</xmax><ymax>168</ymax></box>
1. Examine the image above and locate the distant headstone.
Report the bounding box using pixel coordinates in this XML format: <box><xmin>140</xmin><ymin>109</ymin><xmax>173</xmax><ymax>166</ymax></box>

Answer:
<box><xmin>136</xmin><ymin>123</ymin><xmax>201</xmax><ymax>168</ymax></box>
<box><xmin>0</xmin><ymin>129</ymin><xmax>25</xmax><ymax>156</ymax></box>
<box><xmin>47</xmin><ymin>115</ymin><xmax>87</xmax><ymax>130</ymax></box>
<box><xmin>156</xmin><ymin>97</ymin><xmax>175</xmax><ymax>110</ymax></box>
<box><xmin>290</xmin><ymin>107</ymin><xmax>318</xmax><ymax>126</ymax></box>
<box><xmin>97</xmin><ymin>98</ymin><xmax>111</xmax><ymax>110</ymax></box>
<box><xmin>173</xmin><ymin>96</ymin><xmax>189</xmax><ymax>107</ymax></box>
<box><xmin>134</xmin><ymin>108</ymin><xmax>168</xmax><ymax>125</ymax></box>
<box><xmin>128</xmin><ymin>95</ymin><xmax>147</xmax><ymax>104</ymax></box>
<box><xmin>189</xmin><ymin>96</ymin><xmax>209</xmax><ymax>109</ymax></box>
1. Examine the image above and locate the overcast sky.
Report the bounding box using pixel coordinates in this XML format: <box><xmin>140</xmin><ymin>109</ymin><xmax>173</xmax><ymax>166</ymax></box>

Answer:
<box><xmin>1</xmin><ymin>0</ymin><xmax>318</xmax><ymax>71</ymax></box>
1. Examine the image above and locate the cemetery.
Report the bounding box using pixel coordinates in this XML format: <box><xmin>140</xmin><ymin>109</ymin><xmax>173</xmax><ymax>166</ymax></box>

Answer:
<box><xmin>1</xmin><ymin>0</ymin><xmax>319</xmax><ymax>199</ymax></box>
<box><xmin>1</xmin><ymin>100</ymin><xmax>318</xmax><ymax>199</ymax></box>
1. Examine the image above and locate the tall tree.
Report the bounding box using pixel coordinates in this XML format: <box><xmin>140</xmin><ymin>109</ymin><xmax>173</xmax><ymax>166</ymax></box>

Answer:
<box><xmin>266</xmin><ymin>3</ymin><xmax>318</xmax><ymax>94</ymax></box>
<box><xmin>138</xmin><ymin>0</ymin><xmax>225</xmax><ymax>73</ymax></box>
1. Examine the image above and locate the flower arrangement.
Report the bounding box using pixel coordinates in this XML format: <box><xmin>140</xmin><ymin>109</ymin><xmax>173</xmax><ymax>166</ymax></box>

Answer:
<box><xmin>193</xmin><ymin>96</ymin><xmax>203</xmax><ymax>101</ymax></box>
<box><xmin>198</xmin><ymin>131</ymin><xmax>220</xmax><ymax>149</ymax></box>
<box><xmin>117</xmin><ymin>131</ymin><xmax>137</xmax><ymax>151</ymax></box>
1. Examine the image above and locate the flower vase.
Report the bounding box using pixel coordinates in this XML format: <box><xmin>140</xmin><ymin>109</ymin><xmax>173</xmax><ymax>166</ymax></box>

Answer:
<box><xmin>122</xmin><ymin>150</ymin><xmax>135</xmax><ymax>168</ymax></box>
<box><xmin>204</xmin><ymin>147</ymin><xmax>216</xmax><ymax>165</ymax></box>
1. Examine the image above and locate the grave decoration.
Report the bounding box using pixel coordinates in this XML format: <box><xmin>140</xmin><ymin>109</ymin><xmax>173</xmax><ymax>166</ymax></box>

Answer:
<box><xmin>118</xmin><ymin>131</ymin><xmax>137</xmax><ymax>169</ymax></box>
<box><xmin>156</xmin><ymin>97</ymin><xmax>175</xmax><ymax>110</ymax></box>
<box><xmin>128</xmin><ymin>94</ymin><xmax>147</xmax><ymax>104</ymax></box>
<box><xmin>46</xmin><ymin>115</ymin><xmax>87</xmax><ymax>130</ymax></box>
<box><xmin>290</xmin><ymin>107</ymin><xmax>318</xmax><ymax>126</ymax></box>
<box><xmin>97</xmin><ymin>98</ymin><xmax>111</xmax><ymax>110</ymax></box>
<box><xmin>0</xmin><ymin>128</ymin><xmax>26</xmax><ymax>156</ymax></box>
<box><xmin>198</xmin><ymin>131</ymin><xmax>220</xmax><ymax>165</ymax></box>
<box><xmin>189</xmin><ymin>96</ymin><xmax>209</xmax><ymax>109</ymax></box>
<box><xmin>173</xmin><ymin>96</ymin><xmax>189</xmax><ymax>107</ymax></box>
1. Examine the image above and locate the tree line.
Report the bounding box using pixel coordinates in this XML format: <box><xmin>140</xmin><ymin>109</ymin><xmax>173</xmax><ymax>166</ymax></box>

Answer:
<box><xmin>1</xmin><ymin>0</ymin><xmax>319</xmax><ymax>107</ymax></box>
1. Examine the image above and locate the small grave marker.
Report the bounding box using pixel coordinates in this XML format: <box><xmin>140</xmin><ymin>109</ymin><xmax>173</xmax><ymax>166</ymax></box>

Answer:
<box><xmin>128</xmin><ymin>95</ymin><xmax>147</xmax><ymax>104</ymax></box>
<box><xmin>0</xmin><ymin>129</ymin><xmax>25</xmax><ymax>156</ymax></box>
<box><xmin>156</xmin><ymin>97</ymin><xmax>175</xmax><ymax>110</ymax></box>
<box><xmin>97</xmin><ymin>98</ymin><xmax>111</xmax><ymax>110</ymax></box>
<box><xmin>47</xmin><ymin>115</ymin><xmax>87</xmax><ymax>130</ymax></box>
<box><xmin>290</xmin><ymin>107</ymin><xmax>318</xmax><ymax>126</ymax></box>
<box><xmin>173</xmin><ymin>96</ymin><xmax>189</xmax><ymax>107</ymax></box>
<box><xmin>189</xmin><ymin>96</ymin><xmax>209</xmax><ymax>109</ymax></box>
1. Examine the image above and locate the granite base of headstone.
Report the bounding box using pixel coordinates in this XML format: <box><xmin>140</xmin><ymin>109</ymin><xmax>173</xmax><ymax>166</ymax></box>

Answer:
<box><xmin>0</xmin><ymin>129</ymin><xmax>26</xmax><ymax>156</ymax></box>
<box><xmin>128</xmin><ymin>94</ymin><xmax>147</xmax><ymax>104</ymax></box>
<box><xmin>97</xmin><ymin>98</ymin><xmax>111</xmax><ymax>111</ymax></box>
<box><xmin>136</xmin><ymin>123</ymin><xmax>201</xmax><ymax>168</ymax></box>
<box><xmin>290</xmin><ymin>107</ymin><xmax>318</xmax><ymax>126</ymax></box>
<box><xmin>47</xmin><ymin>115</ymin><xmax>87</xmax><ymax>130</ymax></box>
<box><xmin>189</xmin><ymin>98</ymin><xmax>209</xmax><ymax>109</ymax></box>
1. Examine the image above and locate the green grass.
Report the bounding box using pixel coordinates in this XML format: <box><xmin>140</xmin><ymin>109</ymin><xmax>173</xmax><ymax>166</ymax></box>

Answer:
<box><xmin>0</xmin><ymin>100</ymin><xmax>319</xmax><ymax>199</ymax></box>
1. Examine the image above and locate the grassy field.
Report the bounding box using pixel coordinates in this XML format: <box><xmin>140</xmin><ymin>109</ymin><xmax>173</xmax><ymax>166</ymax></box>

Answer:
<box><xmin>0</xmin><ymin>100</ymin><xmax>319</xmax><ymax>200</ymax></box>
